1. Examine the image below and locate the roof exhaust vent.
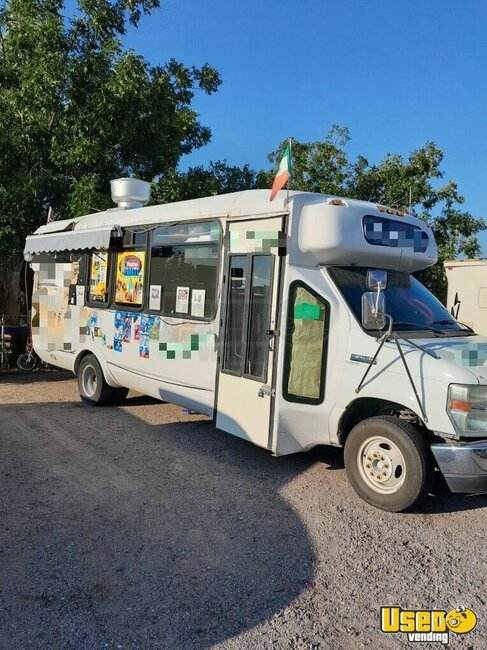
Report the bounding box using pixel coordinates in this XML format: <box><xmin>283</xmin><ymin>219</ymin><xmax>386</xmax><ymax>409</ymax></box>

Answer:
<box><xmin>110</xmin><ymin>178</ymin><xmax>151</xmax><ymax>209</ymax></box>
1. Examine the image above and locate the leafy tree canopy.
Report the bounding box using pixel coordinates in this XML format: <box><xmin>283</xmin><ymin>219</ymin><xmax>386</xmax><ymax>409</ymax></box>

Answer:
<box><xmin>161</xmin><ymin>127</ymin><xmax>484</xmax><ymax>300</ymax></box>
<box><xmin>0</xmin><ymin>0</ymin><xmax>220</xmax><ymax>257</ymax></box>
<box><xmin>151</xmin><ymin>161</ymin><xmax>257</xmax><ymax>204</ymax></box>
<box><xmin>0</xmin><ymin>0</ymin><xmax>481</xmax><ymax>305</ymax></box>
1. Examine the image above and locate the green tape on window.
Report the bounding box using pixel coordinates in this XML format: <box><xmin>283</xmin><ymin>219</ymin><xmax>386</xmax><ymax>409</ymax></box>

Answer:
<box><xmin>294</xmin><ymin>303</ymin><xmax>321</xmax><ymax>320</ymax></box>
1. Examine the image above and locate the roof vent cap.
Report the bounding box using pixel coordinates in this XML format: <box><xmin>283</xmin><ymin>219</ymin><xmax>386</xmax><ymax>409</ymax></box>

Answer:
<box><xmin>110</xmin><ymin>178</ymin><xmax>151</xmax><ymax>209</ymax></box>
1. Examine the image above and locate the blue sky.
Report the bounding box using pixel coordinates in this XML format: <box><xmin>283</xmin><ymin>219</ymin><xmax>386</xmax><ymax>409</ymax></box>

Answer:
<box><xmin>74</xmin><ymin>1</ymin><xmax>487</xmax><ymax>251</ymax></box>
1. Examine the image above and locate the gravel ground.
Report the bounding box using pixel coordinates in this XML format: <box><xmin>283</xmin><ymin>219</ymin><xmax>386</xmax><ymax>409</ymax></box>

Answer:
<box><xmin>0</xmin><ymin>371</ymin><xmax>486</xmax><ymax>650</ymax></box>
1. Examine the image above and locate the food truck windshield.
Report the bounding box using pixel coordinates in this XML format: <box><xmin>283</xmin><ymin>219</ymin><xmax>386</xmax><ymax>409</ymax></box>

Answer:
<box><xmin>328</xmin><ymin>266</ymin><xmax>473</xmax><ymax>337</ymax></box>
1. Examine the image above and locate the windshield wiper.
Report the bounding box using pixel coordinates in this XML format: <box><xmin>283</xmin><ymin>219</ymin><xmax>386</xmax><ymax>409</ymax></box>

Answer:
<box><xmin>431</xmin><ymin>319</ymin><xmax>476</xmax><ymax>334</ymax></box>
<box><xmin>392</xmin><ymin>321</ymin><xmax>445</xmax><ymax>335</ymax></box>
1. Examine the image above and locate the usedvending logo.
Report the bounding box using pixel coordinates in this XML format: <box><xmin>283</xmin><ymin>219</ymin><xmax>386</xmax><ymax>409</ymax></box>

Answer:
<box><xmin>381</xmin><ymin>606</ymin><xmax>477</xmax><ymax>644</ymax></box>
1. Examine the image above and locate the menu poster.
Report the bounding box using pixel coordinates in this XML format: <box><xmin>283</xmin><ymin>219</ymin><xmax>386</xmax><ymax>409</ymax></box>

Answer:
<box><xmin>191</xmin><ymin>289</ymin><xmax>206</xmax><ymax>317</ymax></box>
<box><xmin>89</xmin><ymin>252</ymin><xmax>108</xmax><ymax>302</ymax></box>
<box><xmin>149</xmin><ymin>285</ymin><xmax>162</xmax><ymax>311</ymax></box>
<box><xmin>115</xmin><ymin>251</ymin><xmax>145</xmax><ymax>305</ymax></box>
<box><xmin>71</xmin><ymin>260</ymin><xmax>80</xmax><ymax>286</ymax></box>
<box><xmin>76</xmin><ymin>285</ymin><xmax>85</xmax><ymax>307</ymax></box>
<box><xmin>176</xmin><ymin>286</ymin><xmax>189</xmax><ymax>313</ymax></box>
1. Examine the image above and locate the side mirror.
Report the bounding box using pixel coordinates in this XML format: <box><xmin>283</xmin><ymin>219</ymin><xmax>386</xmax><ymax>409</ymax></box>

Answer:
<box><xmin>362</xmin><ymin>292</ymin><xmax>386</xmax><ymax>330</ymax></box>
<box><xmin>367</xmin><ymin>269</ymin><xmax>388</xmax><ymax>291</ymax></box>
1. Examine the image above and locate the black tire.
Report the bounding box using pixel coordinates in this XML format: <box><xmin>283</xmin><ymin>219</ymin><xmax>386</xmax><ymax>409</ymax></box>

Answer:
<box><xmin>344</xmin><ymin>416</ymin><xmax>433</xmax><ymax>512</ymax></box>
<box><xmin>78</xmin><ymin>354</ymin><xmax>118</xmax><ymax>406</ymax></box>
<box><xmin>17</xmin><ymin>352</ymin><xmax>38</xmax><ymax>372</ymax></box>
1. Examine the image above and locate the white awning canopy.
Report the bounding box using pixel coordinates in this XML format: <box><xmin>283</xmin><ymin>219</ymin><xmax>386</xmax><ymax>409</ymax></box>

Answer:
<box><xmin>24</xmin><ymin>226</ymin><xmax>119</xmax><ymax>259</ymax></box>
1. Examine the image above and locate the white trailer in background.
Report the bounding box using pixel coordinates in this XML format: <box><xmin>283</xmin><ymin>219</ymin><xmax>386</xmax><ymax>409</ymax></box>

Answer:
<box><xmin>23</xmin><ymin>180</ymin><xmax>487</xmax><ymax>512</ymax></box>
<box><xmin>444</xmin><ymin>259</ymin><xmax>487</xmax><ymax>337</ymax></box>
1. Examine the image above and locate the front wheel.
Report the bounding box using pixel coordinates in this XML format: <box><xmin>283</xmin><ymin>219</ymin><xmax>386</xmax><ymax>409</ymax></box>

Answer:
<box><xmin>17</xmin><ymin>352</ymin><xmax>38</xmax><ymax>372</ymax></box>
<box><xmin>344</xmin><ymin>416</ymin><xmax>432</xmax><ymax>512</ymax></box>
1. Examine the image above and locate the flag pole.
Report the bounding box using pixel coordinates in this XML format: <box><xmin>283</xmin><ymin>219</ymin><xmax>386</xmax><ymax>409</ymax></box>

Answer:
<box><xmin>269</xmin><ymin>137</ymin><xmax>292</xmax><ymax>202</ymax></box>
<box><xmin>286</xmin><ymin>137</ymin><xmax>291</xmax><ymax>205</ymax></box>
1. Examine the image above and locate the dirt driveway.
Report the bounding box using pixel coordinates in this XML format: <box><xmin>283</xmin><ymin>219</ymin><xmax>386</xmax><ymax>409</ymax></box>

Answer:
<box><xmin>0</xmin><ymin>371</ymin><xmax>486</xmax><ymax>649</ymax></box>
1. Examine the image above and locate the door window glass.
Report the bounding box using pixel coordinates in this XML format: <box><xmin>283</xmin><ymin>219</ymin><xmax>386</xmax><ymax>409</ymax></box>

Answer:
<box><xmin>284</xmin><ymin>282</ymin><xmax>329</xmax><ymax>403</ymax></box>
<box><xmin>245</xmin><ymin>255</ymin><xmax>273</xmax><ymax>380</ymax></box>
<box><xmin>222</xmin><ymin>256</ymin><xmax>247</xmax><ymax>373</ymax></box>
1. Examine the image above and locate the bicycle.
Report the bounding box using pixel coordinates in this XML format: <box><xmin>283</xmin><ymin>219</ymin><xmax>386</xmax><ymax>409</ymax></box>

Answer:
<box><xmin>17</xmin><ymin>337</ymin><xmax>46</xmax><ymax>372</ymax></box>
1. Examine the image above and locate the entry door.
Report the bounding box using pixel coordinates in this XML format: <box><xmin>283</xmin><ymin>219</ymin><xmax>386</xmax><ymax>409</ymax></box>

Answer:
<box><xmin>216</xmin><ymin>218</ymin><xmax>283</xmax><ymax>448</ymax></box>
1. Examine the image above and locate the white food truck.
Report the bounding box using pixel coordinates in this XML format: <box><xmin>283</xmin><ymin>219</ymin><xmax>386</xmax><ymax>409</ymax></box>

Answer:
<box><xmin>24</xmin><ymin>180</ymin><xmax>487</xmax><ymax>511</ymax></box>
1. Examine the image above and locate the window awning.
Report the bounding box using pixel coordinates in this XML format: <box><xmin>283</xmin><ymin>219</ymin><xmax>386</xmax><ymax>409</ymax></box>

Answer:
<box><xmin>24</xmin><ymin>226</ymin><xmax>119</xmax><ymax>259</ymax></box>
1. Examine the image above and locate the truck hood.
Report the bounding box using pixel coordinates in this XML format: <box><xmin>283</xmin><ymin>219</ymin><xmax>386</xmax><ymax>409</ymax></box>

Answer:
<box><xmin>412</xmin><ymin>335</ymin><xmax>487</xmax><ymax>383</ymax></box>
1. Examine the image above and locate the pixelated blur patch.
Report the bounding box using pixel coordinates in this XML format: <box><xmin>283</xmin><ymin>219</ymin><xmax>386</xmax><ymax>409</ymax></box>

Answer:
<box><xmin>159</xmin><ymin>333</ymin><xmax>214</xmax><ymax>359</ymax></box>
<box><xmin>448</xmin><ymin>343</ymin><xmax>487</xmax><ymax>367</ymax></box>
<box><xmin>229</xmin><ymin>230</ymin><xmax>286</xmax><ymax>254</ymax></box>
<box><xmin>294</xmin><ymin>303</ymin><xmax>321</xmax><ymax>320</ymax></box>
<box><xmin>363</xmin><ymin>216</ymin><xmax>429</xmax><ymax>253</ymax></box>
<box><xmin>32</xmin><ymin>261</ymin><xmax>85</xmax><ymax>353</ymax></box>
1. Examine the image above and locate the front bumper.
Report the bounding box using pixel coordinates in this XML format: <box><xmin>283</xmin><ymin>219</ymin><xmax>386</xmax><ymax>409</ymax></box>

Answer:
<box><xmin>431</xmin><ymin>440</ymin><xmax>487</xmax><ymax>494</ymax></box>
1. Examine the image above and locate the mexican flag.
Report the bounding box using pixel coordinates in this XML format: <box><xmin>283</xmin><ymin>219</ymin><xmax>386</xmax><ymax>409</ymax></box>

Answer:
<box><xmin>269</xmin><ymin>143</ymin><xmax>291</xmax><ymax>201</ymax></box>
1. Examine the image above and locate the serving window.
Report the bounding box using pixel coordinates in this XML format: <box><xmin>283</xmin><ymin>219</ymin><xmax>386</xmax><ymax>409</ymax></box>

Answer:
<box><xmin>148</xmin><ymin>221</ymin><xmax>221</xmax><ymax>319</ymax></box>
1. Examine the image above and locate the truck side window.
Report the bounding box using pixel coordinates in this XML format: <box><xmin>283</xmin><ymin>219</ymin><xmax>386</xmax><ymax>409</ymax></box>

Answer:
<box><xmin>149</xmin><ymin>222</ymin><xmax>220</xmax><ymax>319</ymax></box>
<box><xmin>283</xmin><ymin>282</ymin><xmax>329</xmax><ymax>404</ymax></box>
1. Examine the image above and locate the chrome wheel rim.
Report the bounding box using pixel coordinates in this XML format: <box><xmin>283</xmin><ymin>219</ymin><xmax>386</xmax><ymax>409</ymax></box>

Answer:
<box><xmin>81</xmin><ymin>364</ymin><xmax>97</xmax><ymax>398</ymax></box>
<box><xmin>358</xmin><ymin>435</ymin><xmax>406</xmax><ymax>494</ymax></box>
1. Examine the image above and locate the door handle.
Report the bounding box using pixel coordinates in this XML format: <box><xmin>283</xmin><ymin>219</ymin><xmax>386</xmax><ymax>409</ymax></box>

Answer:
<box><xmin>258</xmin><ymin>385</ymin><xmax>276</xmax><ymax>398</ymax></box>
<box><xmin>266</xmin><ymin>329</ymin><xmax>276</xmax><ymax>351</ymax></box>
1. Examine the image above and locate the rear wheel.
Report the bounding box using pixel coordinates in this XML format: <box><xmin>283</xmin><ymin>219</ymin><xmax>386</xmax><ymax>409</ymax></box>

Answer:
<box><xmin>78</xmin><ymin>354</ymin><xmax>126</xmax><ymax>406</ymax></box>
<box><xmin>344</xmin><ymin>416</ymin><xmax>432</xmax><ymax>512</ymax></box>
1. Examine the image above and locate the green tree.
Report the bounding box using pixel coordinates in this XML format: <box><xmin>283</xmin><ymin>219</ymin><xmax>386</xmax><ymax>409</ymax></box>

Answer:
<box><xmin>267</xmin><ymin>129</ymin><xmax>485</xmax><ymax>302</ymax></box>
<box><xmin>0</xmin><ymin>0</ymin><xmax>220</xmax><ymax>258</ymax></box>
<box><xmin>151</xmin><ymin>160</ymin><xmax>258</xmax><ymax>204</ymax></box>
<box><xmin>261</xmin><ymin>126</ymin><xmax>351</xmax><ymax>196</ymax></box>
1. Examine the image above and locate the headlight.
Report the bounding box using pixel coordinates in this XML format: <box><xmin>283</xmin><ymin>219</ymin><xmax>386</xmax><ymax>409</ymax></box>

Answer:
<box><xmin>447</xmin><ymin>384</ymin><xmax>487</xmax><ymax>435</ymax></box>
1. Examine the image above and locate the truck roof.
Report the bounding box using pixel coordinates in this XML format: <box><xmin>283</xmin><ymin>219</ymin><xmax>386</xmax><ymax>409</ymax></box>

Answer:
<box><xmin>33</xmin><ymin>189</ymin><xmax>406</xmax><ymax>235</ymax></box>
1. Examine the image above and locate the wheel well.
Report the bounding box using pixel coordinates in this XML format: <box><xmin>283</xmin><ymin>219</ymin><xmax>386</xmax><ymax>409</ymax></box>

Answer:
<box><xmin>337</xmin><ymin>398</ymin><xmax>426</xmax><ymax>446</ymax></box>
<box><xmin>73</xmin><ymin>349</ymin><xmax>95</xmax><ymax>376</ymax></box>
